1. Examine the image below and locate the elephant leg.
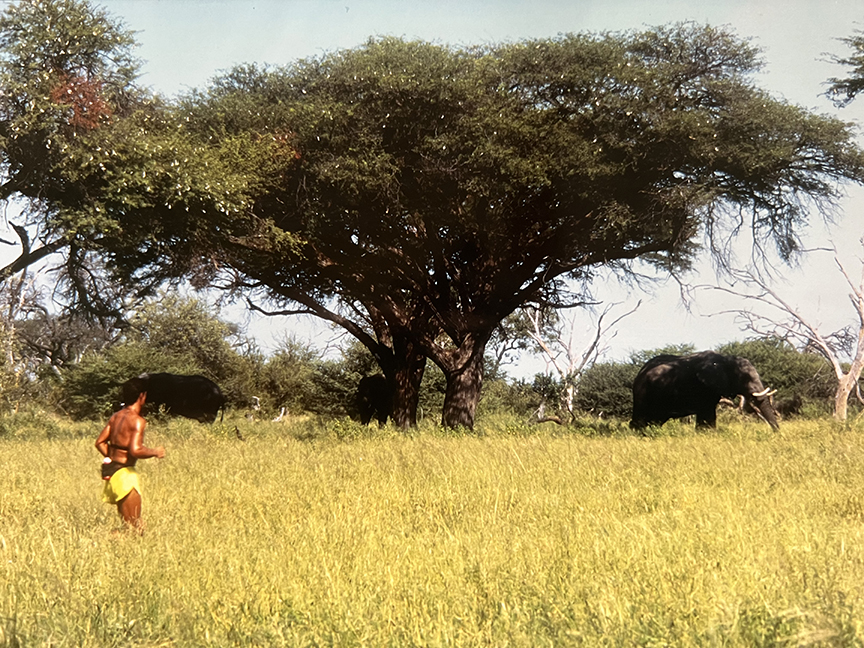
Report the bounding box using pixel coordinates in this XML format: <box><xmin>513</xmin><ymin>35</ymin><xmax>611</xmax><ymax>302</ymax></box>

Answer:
<box><xmin>630</xmin><ymin>402</ymin><xmax>650</xmax><ymax>430</ymax></box>
<box><xmin>630</xmin><ymin>415</ymin><xmax>669</xmax><ymax>433</ymax></box>
<box><xmin>695</xmin><ymin>408</ymin><xmax>717</xmax><ymax>428</ymax></box>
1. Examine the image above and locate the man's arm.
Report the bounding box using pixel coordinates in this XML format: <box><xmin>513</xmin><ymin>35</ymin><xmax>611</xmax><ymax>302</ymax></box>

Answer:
<box><xmin>128</xmin><ymin>418</ymin><xmax>166</xmax><ymax>459</ymax></box>
<box><xmin>95</xmin><ymin>423</ymin><xmax>111</xmax><ymax>457</ymax></box>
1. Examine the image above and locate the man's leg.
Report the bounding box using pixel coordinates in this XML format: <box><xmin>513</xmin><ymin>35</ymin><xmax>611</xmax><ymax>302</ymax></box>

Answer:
<box><xmin>116</xmin><ymin>489</ymin><xmax>143</xmax><ymax>531</ymax></box>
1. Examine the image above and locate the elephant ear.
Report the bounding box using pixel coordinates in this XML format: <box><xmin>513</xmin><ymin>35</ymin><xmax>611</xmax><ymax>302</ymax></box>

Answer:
<box><xmin>695</xmin><ymin>357</ymin><xmax>730</xmax><ymax>395</ymax></box>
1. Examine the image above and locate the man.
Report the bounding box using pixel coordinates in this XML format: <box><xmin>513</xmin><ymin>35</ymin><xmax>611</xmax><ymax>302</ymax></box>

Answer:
<box><xmin>95</xmin><ymin>379</ymin><xmax>165</xmax><ymax>532</ymax></box>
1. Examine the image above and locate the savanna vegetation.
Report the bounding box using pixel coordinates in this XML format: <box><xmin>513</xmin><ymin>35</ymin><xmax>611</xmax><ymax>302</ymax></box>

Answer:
<box><xmin>0</xmin><ymin>286</ymin><xmax>844</xmax><ymax>426</ymax></box>
<box><xmin>4</xmin><ymin>0</ymin><xmax>864</xmax><ymax>644</ymax></box>
<box><xmin>4</xmin><ymin>415</ymin><xmax>864</xmax><ymax>646</ymax></box>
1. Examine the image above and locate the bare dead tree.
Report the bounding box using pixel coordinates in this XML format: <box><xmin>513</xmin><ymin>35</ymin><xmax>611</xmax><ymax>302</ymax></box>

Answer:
<box><xmin>526</xmin><ymin>301</ymin><xmax>641</xmax><ymax>423</ymax></box>
<box><xmin>708</xmin><ymin>242</ymin><xmax>864</xmax><ymax>421</ymax></box>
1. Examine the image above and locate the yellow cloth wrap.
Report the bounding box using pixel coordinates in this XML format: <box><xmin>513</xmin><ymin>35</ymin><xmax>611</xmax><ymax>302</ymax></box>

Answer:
<box><xmin>102</xmin><ymin>467</ymin><xmax>140</xmax><ymax>504</ymax></box>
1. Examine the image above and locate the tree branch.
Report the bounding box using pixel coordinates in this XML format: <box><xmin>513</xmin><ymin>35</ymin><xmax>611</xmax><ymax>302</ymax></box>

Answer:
<box><xmin>0</xmin><ymin>227</ymin><xmax>67</xmax><ymax>284</ymax></box>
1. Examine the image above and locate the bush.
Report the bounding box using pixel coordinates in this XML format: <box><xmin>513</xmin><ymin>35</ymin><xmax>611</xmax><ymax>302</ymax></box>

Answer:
<box><xmin>58</xmin><ymin>342</ymin><xmax>197</xmax><ymax>419</ymax></box>
<box><xmin>575</xmin><ymin>361</ymin><xmax>641</xmax><ymax>419</ymax></box>
<box><xmin>306</xmin><ymin>357</ymin><xmax>361</xmax><ymax>417</ymax></box>
<box><xmin>718</xmin><ymin>338</ymin><xmax>836</xmax><ymax>413</ymax></box>
<box><xmin>477</xmin><ymin>378</ymin><xmax>538</xmax><ymax>420</ymax></box>
<box><xmin>260</xmin><ymin>338</ymin><xmax>324</xmax><ymax>415</ymax></box>
<box><xmin>55</xmin><ymin>296</ymin><xmax>268</xmax><ymax>419</ymax></box>
<box><xmin>417</xmin><ymin>363</ymin><xmax>446</xmax><ymax>423</ymax></box>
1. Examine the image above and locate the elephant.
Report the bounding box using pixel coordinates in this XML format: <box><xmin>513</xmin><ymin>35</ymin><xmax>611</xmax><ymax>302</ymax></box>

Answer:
<box><xmin>121</xmin><ymin>373</ymin><xmax>226</xmax><ymax>423</ymax></box>
<box><xmin>355</xmin><ymin>374</ymin><xmax>392</xmax><ymax>425</ymax></box>
<box><xmin>630</xmin><ymin>351</ymin><xmax>779</xmax><ymax>431</ymax></box>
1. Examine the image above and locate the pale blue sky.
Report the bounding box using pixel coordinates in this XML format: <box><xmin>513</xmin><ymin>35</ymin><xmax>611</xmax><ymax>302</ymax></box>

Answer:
<box><xmin>14</xmin><ymin>0</ymin><xmax>864</xmax><ymax>371</ymax></box>
<box><xmin>110</xmin><ymin>0</ymin><xmax>857</xmax><ymax>108</ymax></box>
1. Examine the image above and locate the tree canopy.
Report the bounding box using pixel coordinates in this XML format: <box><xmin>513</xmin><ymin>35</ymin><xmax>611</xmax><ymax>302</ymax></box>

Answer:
<box><xmin>124</xmin><ymin>27</ymin><xmax>863</xmax><ymax>428</ymax></box>
<box><xmin>0</xmin><ymin>0</ymin><xmax>242</xmax><ymax>321</ymax></box>
<box><xmin>0</xmin><ymin>0</ymin><xmax>139</xmax><ymax>289</ymax></box>
<box><xmin>829</xmin><ymin>27</ymin><xmax>864</xmax><ymax>106</ymax></box>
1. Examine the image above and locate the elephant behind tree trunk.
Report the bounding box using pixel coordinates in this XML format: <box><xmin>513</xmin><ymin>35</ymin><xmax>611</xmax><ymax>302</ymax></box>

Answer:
<box><xmin>355</xmin><ymin>374</ymin><xmax>392</xmax><ymax>426</ymax></box>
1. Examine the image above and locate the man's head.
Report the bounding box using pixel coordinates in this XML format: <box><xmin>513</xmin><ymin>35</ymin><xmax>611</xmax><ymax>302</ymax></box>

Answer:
<box><xmin>122</xmin><ymin>377</ymin><xmax>148</xmax><ymax>406</ymax></box>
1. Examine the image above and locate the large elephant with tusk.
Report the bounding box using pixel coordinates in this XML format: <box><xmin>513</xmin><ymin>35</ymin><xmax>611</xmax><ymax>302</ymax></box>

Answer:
<box><xmin>630</xmin><ymin>351</ymin><xmax>779</xmax><ymax>431</ymax></box>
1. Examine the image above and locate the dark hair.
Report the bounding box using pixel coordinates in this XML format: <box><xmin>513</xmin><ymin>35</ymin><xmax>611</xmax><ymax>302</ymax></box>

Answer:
<box><xmin>122</xmin><ymin>377</ymin><xmax>147</xmax><ymax>405</ymax></box>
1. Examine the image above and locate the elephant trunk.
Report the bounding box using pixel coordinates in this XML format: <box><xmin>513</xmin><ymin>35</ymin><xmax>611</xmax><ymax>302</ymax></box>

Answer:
<box><xmin>748</xmin><ymin>388</ymin><xmax>779</xmax><ymax>430</ymax></box>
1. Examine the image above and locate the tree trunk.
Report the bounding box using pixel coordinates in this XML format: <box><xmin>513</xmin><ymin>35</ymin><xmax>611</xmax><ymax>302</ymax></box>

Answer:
<box><xmin>390</xmin><ymin>338</ymin><xmax>426</xmax><ymax>429</ymax></box>
<box><xmin>834</xmin><ymin>373</ymin><xmax>856</xmax><ymax>421</ymax></box>
<box><xmin>562</xmin><ymin>382</ymin><xmax>575</xmax><ymax>423</ymax></box>
<box><xmin>441</xmin><ymin>348</ymin><xmax>484</xmax><ymax>429</ymax></box>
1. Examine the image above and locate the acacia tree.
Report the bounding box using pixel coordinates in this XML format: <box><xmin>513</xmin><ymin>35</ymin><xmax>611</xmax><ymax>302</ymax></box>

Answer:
<box><xmin>710</xmin><ymin>249</ymin><xmax>864</xmax><ymax>420</ymax></box>
<box><xmin>0</xmin><ymin>0</ymin><xmax>245</xmax><ymax>324</ymax></box>
<box><xmin>122</xmin><ymin>26</ymin><xmax>864</xmax><ymax>430</ymax></box>
<box><xmin>829</xmin><ymin>27</ymin><xmax>864</xmax><ymax>106</ymax></box>
<box><xmin>0</xmin><ymin>0</ymin><xmax>140</xmax><ymax>287</ymax></box>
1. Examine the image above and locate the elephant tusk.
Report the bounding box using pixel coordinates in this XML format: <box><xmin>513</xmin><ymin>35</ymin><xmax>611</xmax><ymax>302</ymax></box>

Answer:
<box><xmin>751</xmin><ymin>387</ymin><xmax>772</xmax><ymax>398</ymax></box>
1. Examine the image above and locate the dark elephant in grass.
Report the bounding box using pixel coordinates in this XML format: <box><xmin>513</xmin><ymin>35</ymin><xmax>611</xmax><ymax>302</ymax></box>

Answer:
<box><xmin>122</xmin><ymin>373</ymin><xmax>226</xmax><ymax>423</ymax></box>
<box><xmin>630</xmin><ymin>351</ymin><xmax>779</xmax><ymax>431</ymax></box>
<box><xmin>356</xmin><ymin>374</ymin><xmax>392</xmax><ymax>425</ymax></box>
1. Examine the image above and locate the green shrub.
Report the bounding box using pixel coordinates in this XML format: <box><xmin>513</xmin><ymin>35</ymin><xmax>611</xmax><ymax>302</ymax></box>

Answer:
<box><xmin>476</xmin><ymin>379</ymin><xmax>537</xmax><ymax>420</ymax></box>
<box><xmin>260</xmin><ymin>338</ymin><xmax>324</xmax><ymax>415</ymax></box>
<box><xmin>58</xmin><ymin>341</ymin><xmax>198</xmax><ymax>419</ymax></box>
<box><xmin>575</xmin><ymin>361</ymin><xmax>640</xmax><ymax>419</ymax></box>
<box><xmin>719</xmin><ymin>338</ymin><xmax>836</xmax><ymax>415</ymax></box>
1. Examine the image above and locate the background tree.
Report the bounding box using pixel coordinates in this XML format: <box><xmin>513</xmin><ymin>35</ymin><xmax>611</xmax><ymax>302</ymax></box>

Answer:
<box><xmin>828</xmin><ymin>27</ymin><xmax>864</xmax><ymax>106</ymax></box>
<box><xmin>58</xmin><ymin>295</ymin><xmax>257</xmax><ymax>417</ymax></box>
<box><xmin>126</xmin><ymin>295</ymin><xmax>242</xmax><ymax>382</ymax></box>
<box><xmin>0</xmin><ymin>268</ymin><xmax>116</xmax><ymax>410</ymax></box>
<box><xmin>260</xmin><ymin>336</ymin><xmax>324</xmax><ymax>416</ymax></box>
<box><xmin>0</xmin><ymin>270</ymin><xmax>38</xmax><ymax>410</ymax></box>
<box><xmin>122</xmin><ymin>26</ymin><xmax>864</xmax><ymax>430</ymax></box>
<box><xmin>525</xmin><ymin>301</ymin><xmax>639</xmax><ymax>423</ymax></box>
<box><xmin>485</xmin><ymin>311</ymin><xmax>555</xmax><ymax>379</ymax></box>
<box><xmin>710</xmin><ymin>249</ymin><xmax>864</xmax><ymax>420</ymax></box>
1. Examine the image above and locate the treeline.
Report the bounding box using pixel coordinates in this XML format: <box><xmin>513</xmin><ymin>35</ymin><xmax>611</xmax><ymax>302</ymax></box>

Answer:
<box><xmin>0</xmin><ymin>293</ymin><xmax>443</xmax><ymax>421</ymax></box>
<box><xmin>0</xmin><ymin>294</ymin><xmax>841</xmax><ymax>424</ymax></box>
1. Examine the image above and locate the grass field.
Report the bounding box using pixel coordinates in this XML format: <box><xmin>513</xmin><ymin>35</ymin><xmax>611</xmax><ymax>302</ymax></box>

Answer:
<box><xmin>2</xmin><ymin>412</ymin><xmax>864</xmax><ymax>646</ymax></box>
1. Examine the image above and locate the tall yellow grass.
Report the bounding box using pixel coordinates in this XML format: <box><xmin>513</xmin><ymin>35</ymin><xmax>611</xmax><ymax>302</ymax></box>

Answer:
<box><xmin>2</xmin><ymin>415</ymin><xmax>864</xmax><ymax>646</ymax></box>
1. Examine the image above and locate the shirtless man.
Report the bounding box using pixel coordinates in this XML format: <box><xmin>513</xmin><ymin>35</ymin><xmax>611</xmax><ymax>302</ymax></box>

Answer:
<box><xmin>95</xmin><ymin>380</ymin><xmax>165</xmax><ymax>531</ymax></box>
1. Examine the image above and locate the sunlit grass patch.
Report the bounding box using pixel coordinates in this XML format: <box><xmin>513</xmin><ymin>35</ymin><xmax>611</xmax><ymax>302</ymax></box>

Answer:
<box><xmin>1</xmin><ymin>417</ymin><xmax>864</xmax><ymax>645</ymax></box>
